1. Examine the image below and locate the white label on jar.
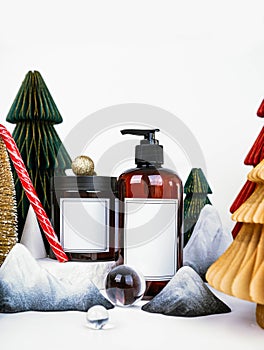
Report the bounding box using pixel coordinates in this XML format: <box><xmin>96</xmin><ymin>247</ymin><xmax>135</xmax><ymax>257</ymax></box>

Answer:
<box><xmin>124</xmin><ymin>198</ymin><xmax>178</xmax><ymax>281</ymax></box>
<box><xmin>60</xmin><ymin>198</ymin><xmax>109</xmax><ymax>252</ymax></box>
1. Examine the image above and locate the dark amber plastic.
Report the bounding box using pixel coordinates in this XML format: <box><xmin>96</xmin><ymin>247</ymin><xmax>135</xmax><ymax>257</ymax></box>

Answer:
<box><xmin>118</xmin><ymin>164</ymin><xmax>183</xmax><ymax>299</ymax></box>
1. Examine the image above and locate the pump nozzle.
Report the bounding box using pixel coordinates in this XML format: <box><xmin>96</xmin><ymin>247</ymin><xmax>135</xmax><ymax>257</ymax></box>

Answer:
<box><xmin>121</xmin><ymin>129</ymin><xmax>160</xmax><ymax>144</ymax></box>
<box><xmin>120</xmin><ymin>128</ymin><xmax>163</xmax><ymax>165</ymax></box>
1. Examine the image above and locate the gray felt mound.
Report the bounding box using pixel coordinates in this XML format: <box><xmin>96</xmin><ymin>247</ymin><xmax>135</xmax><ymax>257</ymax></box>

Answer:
<box><xmin>0</xmin><ymin>244</ymin><xmax>114</xmax><ymax>313</ymax></box>
<box><xmin>142</xmin><ymin>266</ymin><xmax>231</xmax><ymax>317</ymax></box>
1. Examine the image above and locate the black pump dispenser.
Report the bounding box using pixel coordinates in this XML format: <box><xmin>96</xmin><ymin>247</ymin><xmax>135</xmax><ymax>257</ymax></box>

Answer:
<box><xmin>121</xmin><ymin>129</ymin><xmax>164</xmax><ymax>165</ymax></box>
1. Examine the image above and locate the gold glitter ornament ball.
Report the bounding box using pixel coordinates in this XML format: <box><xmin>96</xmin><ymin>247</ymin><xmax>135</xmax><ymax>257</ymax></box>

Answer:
<box><xmin>71</xmin><ymin>155</ymin><xmax>95</xmax><ymax>176</ymax></box>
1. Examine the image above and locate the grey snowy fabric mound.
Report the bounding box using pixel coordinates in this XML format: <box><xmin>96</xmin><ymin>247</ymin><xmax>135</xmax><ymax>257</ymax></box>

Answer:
<box><xmin>0</xmin><ymin>244</ymin><xmax>114</xmax><ymax>313</ymax></box>
<box><xmin>183</xmin><ymin>205</ymin><xmax>233</xmax><ymax>280</ymax></box>
<box><xmin>142</xmin><ymin>266</ymin><xmax>231</xmax><ymax>317</ymax></box>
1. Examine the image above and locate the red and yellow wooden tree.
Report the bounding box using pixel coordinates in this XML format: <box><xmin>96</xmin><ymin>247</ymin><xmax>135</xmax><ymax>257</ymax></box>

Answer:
<box><xmin>206</xmin><ymin>99</ymin><xmax>264</xmax><ymax>329</ymax></box>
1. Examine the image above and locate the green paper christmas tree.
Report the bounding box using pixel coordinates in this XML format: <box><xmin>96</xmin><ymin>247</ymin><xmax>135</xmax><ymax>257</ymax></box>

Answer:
<box><xmin>6</xmin><ymin>71</ymin><xmax>72</xmax><ymax>249</ymax></box>
<box><xmin>0</xmin><ymin>137</ymin><xmax>18</xmax><ymax>265</ymax></box>
<box><xmin>183</xmin><ymin>168</ymin><xmax>212</xmax><ymax>246</ymax></box>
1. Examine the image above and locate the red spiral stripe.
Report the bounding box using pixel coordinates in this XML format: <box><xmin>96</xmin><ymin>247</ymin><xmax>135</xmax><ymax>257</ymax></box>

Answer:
<box><xmin>0</xmin><ymin>124</ymin><xmax>68</xmax><ymax>262</ymax></box>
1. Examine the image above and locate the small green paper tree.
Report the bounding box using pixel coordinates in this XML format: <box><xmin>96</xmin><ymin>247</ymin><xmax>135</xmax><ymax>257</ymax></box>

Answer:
<box><xmin>184</xmin><ymin>168</ymin><xmax>212</xmax><ymax>246</ymax></box>
<box><xmin>6</xmin><ymin>71</ymin><xmax>72</xmax><ymax>248</ymax></box>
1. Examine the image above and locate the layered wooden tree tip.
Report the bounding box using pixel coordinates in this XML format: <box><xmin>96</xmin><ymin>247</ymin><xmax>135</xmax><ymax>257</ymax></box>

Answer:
<box><xmin>257</xmin><ymin>99</ymin><xmax>264</xmax><ymax>118</ymax></box>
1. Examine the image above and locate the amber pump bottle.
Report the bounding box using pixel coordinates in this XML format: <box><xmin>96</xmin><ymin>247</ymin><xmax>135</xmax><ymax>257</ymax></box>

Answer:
<box><xmin>118</xmin><ymin>128</ymin><xmax>183</xmax><ymax>299</ymax></box>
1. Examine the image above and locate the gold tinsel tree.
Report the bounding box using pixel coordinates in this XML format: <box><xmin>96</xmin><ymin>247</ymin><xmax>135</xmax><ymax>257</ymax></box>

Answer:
<box><xmin>0</xmin><ymin>137</ymin><xmax>18</xmax><ymax>266</ymax></box>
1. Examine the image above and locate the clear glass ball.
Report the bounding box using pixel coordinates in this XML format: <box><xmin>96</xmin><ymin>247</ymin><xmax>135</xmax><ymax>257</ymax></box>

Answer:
<box><xmin>86</xmin><ymin>305</ymin><xmax>109</xmax><ymax>330</ymax></box>
<box><xmin>105</xmin><ymin>265</ymin><xmax>146</xmax><ymax>307</ymax></box>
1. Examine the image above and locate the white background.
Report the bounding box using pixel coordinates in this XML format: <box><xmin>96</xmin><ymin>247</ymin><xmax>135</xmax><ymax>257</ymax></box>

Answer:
<box><xmin>1</xmin><ymin>0</ymin><xmax>264</xmax><ymax>232</ymax></box>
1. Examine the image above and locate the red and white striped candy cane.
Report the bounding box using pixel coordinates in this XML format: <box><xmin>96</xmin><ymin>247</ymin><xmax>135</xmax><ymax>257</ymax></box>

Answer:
<box><xmin>0</xmin><ymin>124</ymin><xmax>68</xmax><ymax>262</ymax></box>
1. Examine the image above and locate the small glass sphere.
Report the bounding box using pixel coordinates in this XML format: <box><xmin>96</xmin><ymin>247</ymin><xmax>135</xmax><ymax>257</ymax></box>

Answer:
<box><xmin>86</xmin><ymin>305</ymin><xmax>109</xmax><ymax>330</ymax></box>
<box><xmin>105</xmin><ymin>265</ymin><xmax>146</xmax><ymax>307</ymax></box>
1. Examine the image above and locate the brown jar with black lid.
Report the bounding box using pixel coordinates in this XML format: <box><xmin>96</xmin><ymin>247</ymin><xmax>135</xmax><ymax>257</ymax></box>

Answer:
<box><xmin>50</xmin><ymin>175</ymin><xmax>119</xmax><ymax>262</ymax></box>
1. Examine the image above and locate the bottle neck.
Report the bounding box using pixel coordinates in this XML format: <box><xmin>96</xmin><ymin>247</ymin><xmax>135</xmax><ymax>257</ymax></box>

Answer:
<box><xmin>136</xmin><ymin>162</ymin><xmax>162</xmax><ymax>169</ymax></box>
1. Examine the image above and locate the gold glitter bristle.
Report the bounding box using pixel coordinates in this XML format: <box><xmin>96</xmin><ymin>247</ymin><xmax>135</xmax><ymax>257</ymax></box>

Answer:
<box><xmin>0</xmin><ymin>137</ymin><xmax>18</xmax><ymax>266</ymax></box>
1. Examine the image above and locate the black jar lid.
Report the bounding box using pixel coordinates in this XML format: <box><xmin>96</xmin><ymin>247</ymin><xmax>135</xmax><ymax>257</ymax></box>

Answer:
<box><xmin>51</xmin><ymin>176</ymin><xmax>117</xmax><ymax>193</ymax></box>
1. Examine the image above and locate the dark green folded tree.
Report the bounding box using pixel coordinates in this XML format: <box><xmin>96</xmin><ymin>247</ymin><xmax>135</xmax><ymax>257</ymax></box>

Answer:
<box><xmin>183</xmin><ymin>168</ymin><xmax>212</xmax><ymax>247</ymax></box>
<box><xmin>6</xmin><ymin>71</ymin><xmax>72</xmax><ymax>250</ymax></box>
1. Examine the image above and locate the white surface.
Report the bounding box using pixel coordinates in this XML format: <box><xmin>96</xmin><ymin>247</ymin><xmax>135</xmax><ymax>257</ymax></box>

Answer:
<box><xmin>1</xmin><ymin>1</ymin><xmax>264</xmax><ymax>233</ymax></box>
<box><xmin>0</xmin><ymin>287</ymin><xmax>264</xmax><ymax>350</ymax></box>
<box><xmin>1</xmin><ymin>4</ymin><xmax>264</xmax><ymax>345</ymax></box>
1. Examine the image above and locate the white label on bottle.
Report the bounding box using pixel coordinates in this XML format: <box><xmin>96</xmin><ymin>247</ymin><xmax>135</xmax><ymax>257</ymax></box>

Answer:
<box><xmin>124</xmin><ymin>198</ymin><xmax>178</xmax><ymax>281</ymax></box>
<box><xmin>60</xmin><ymin>198</ymin><xmax>109</xmax><ymax>252</ymax></box>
